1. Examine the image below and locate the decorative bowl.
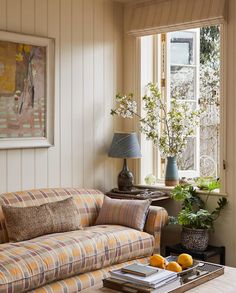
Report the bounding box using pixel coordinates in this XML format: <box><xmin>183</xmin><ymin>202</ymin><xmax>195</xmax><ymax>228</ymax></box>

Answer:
<box><xmin>166</xmin><ymin>255</ymin><xmax>200</xmax><ymax>277</ymax></box>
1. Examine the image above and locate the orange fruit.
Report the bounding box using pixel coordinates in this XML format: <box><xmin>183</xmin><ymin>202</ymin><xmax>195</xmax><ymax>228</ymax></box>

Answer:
<box><xmin>150</xmin><ymin>254</ymin><xmax>166</xmax><ymax>269</ymax></box>
<box><xmin>166</xmin><ymin>261</ymin><xmax>182</xmax><ymax>273</ymax></box>
<box><xmin>177</xmin><ymin>253</ymin><xmax>193</xmax><ymax>269</ymax></box>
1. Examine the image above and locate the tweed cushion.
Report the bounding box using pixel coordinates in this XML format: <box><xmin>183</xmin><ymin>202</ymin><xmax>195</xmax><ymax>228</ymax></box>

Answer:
<box><xmin>2</xmin><ymin>197</ymin><xmax>82</xmax><ymax>242</ymax></box>
<box><xmin>0</xmin><ymin>225</ymin><xmax>154</xmax><ymax>292</ymax></box>
<box><xmin>0</xmin><ymin>188</ymin><xmax>104</xmax><ymax>243</ymax></box>
<box><xmin>95</xmin><ymin>196</ymin><xmax>151</xmax><ymax>231</ymax></box>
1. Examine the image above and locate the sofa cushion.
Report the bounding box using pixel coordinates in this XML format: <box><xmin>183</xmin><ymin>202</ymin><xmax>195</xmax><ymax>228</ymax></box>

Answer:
<box><xmin>30</xmin><ymin>257</ymin><xmax>150</xmax><ymax>293</ymax></box>
<box><xmin>0</xmin><ymin>225</ymin><xmax>154</xmax><ymax>292</ymax></box>
<box><xmin>2</xmin><ymin>197</ymin><xmax>82</xmax><ymax>242</ymax></box>
<box><xmin>95</xmin><ymin>196</ymin><xmax>151</xmax><ymax>231</ymax></box>
<box><xmin>0</xmin><ymin>188</ymin><xmax>104</xmax><ymax>243</ymax></box>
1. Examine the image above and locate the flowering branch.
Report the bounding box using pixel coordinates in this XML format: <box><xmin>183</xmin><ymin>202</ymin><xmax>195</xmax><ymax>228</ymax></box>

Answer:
<box><xmin>111</xmin><ymin>83</ymin><xmax>202</xmax><ymax>158</ymax></box>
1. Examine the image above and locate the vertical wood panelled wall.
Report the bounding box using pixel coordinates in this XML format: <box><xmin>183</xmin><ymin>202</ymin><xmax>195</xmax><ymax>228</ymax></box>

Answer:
<box><xmin>0</xmin><ymin>0</ymin><xmax>123</xmax><ymax>193</ymax></box>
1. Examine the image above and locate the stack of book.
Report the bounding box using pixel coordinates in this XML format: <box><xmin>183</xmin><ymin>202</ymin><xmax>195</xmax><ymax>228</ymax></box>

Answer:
<box><xmin>103</xmin><ymin>263</ymin><xmax>182</xmax><ymax>293</ymax></box>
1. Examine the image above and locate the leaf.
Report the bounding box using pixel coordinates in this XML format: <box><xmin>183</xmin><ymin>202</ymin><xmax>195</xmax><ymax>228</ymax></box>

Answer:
<box><xmin>211</xmin><ymin>197</ymin><xmax>228</xmax><ymax>220</ymax></box>
<box><xmin>110</xmin><ymin>109</ymin><xmax>117</xmax><ymax>115</ymax></box>
<box><xmin>168</xmin><ymin>216</ymin><xmax>178</xmax><ymax>225</ymax></box>
<box><xmin>178</xmin><ymin>208</ymin><xmax>213</xmax><ymax>229</ymax></box>
<box><xmin>171</xmin><ymin>185</ymin><xmax>191</xmax><ymax>202</ymax></box>
<box><xmin>207</xmin><ymin>180</ymin><xmax>220</xmax><ymax>191</ymax></box>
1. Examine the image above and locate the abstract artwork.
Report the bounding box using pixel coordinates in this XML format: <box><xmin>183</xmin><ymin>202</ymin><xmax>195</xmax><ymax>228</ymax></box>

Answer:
<box><xmin>0</xmin><ymin>31</ymin><xmax>54</xmax><ymax>149</ymax></box>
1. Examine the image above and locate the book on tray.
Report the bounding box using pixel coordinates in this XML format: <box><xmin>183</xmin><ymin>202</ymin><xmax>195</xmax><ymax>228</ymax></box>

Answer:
<box><xmin>104</xmin><ymin>263</ymin><xmax>182</xmax><ymax>292</ymax></box>
<box><xmin>110</xmin><ymin>264</ymin><xmax>177</xmax><ymax>288</ymax></box>
<box><xmin>121</xmin><ymin>264</ymin><xmax>158</xmax><ymax>277</ymax></box>
<box><xmin>103</xmin><ymin>277</ymin><xmax>182</xmax><ymax>293</ymax></box>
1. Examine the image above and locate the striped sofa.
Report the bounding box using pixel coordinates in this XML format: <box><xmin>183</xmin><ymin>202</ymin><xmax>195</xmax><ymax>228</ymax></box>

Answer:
<box><xmin>0</xmin><ymin>188</ymin><xmax>168</xmax><ymax>293</ymax></box>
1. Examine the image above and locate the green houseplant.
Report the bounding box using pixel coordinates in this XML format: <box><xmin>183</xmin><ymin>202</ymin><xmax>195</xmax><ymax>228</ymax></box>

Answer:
<box><xmin>111</xmin><ymin>83</ymin><xmax>202</xmax><ymax>186</ymax></box>
<box><xmin>169</xmin><ymin>180</ymin><xmax>228</xmax><ymax>251</ymax></box>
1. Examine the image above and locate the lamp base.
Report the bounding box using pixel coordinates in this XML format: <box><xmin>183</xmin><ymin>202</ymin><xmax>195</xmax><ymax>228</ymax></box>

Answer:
<box><xmin>118</xmin><ymin>159</ymin><xmax>134</xmax><ymax>191</ymax></box>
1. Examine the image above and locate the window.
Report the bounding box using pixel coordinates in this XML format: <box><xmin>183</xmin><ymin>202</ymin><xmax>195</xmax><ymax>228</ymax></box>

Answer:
<box><xmin>167</xmin><ymin>29</ymin><xmax>200</xmax><ymax>178</ymax></box>
<box><xmin>140</xmin><ymin>25</ymin><xmax>222</xmax><ymax>182</ymax></box>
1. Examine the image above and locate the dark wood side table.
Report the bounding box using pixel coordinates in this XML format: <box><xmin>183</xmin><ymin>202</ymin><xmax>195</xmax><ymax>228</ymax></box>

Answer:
<box><xmin>105</xmin><ymin>187</ymin><xmax>170</xmax><ymax>204</ymax></box>
<box><xmin>165</xmin><ymin>243</ymin><xmax>225</xmax><ymax>265</ymax></box>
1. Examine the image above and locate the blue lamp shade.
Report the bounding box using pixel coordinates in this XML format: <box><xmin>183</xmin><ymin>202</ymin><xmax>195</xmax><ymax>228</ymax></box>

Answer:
<box><xmin>108</xmin><ymin>132</ymin><xmax>142</xmax><ymax>159</ymax></box>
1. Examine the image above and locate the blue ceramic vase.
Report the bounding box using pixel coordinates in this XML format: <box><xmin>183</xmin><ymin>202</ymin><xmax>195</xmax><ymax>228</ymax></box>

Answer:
<box><xmin>165</xmin><ymin>156</ymin><xmax>179</xmax><ymax>186</ymax></box>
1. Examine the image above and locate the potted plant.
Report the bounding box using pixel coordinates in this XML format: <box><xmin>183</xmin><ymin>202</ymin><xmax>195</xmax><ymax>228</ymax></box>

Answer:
<box><xmin>111</xmin><ymin>83</ymin><xmax>201</xmax><ymax>186</ymax></box>
<box><xmin>169</xmin><ymin>180</ymin><xmax>228</xmax><ymax>251</ymax></box>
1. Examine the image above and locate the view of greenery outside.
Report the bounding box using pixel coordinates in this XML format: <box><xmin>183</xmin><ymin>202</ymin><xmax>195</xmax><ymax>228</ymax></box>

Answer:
<box><xmin>171</xmin><ymin>26</ymin><xmax>220</xmax><ymax>177</ymax></box>
<box><xmin>199</xmin><ymin>26</ymin><xmax>220</xmax><ymax>177</ymax></box>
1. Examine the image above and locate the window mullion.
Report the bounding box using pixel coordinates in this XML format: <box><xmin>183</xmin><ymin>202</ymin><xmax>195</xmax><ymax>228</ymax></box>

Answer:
<box><xmin>195</xmin><ymin>28</ymin><xmax>200</xmax><ymax>177</ymax></box>
<box><xmin>156</xmin><ymin>33</ymin><xmax>168</xmax><ymax>181</ymax></box>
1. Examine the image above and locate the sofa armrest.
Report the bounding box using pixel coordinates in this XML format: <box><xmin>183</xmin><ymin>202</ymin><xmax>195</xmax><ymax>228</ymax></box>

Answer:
<box><xmin>144</xmin><ymin>206</ymin><xmax>168</xmax><ymax>253</ymax></box>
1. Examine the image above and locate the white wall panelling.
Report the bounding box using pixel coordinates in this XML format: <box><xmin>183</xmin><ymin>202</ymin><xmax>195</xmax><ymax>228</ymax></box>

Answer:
<box><xmin>71</xmin><ymin>0</ymin><xmax>83</xmax><ymax>188</ymax></box>
<box><xmin>6</xmin><ymin>0</ymin><xmax>22</xmax><ymax>192</ymax></box>
<box><xmin>83</xmin><ymin>0</ymin><xmax>94</xmax><ymax>188</ymax></box>
<box><xmin>48</xmin><ymin>0</ymin><xmax>61</xmax><ymax>188</ymax></box>
<box><xmin>60</xmin><ymin>0</ymin><xmax>72</xmax><ymax>187</ymax></box>
<box><xmin>0</xmin><ymin>0</ymin><xmax>123</xmax><ymax>193</ymax></box>
<box><xmin>21</xmin><ymin>0</ymin><xmax>36</xmax><ymax>190</ymax></box>
<box><xmin>0</xmin><ymin>0</ymin><xmax>7</xmax><ymax>193</ymax></box>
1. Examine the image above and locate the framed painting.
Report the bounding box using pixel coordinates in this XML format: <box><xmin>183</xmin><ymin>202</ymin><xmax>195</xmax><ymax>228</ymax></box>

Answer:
<box><xmin>0</xmin><ymin>31</ymin><xmax>54</xmax><ymax>149</ymax></box>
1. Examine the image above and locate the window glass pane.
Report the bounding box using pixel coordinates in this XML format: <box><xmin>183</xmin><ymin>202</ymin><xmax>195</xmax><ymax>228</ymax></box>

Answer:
<box><xmin>177</xmin><ymin>137</ymin><xmax>196</xmax><ymax>170</ymax></box>
<box><xmin>170</xmin><ymin>66</ymin><xmax>195</xmax><ymax>100</ymax></box>
<box><xmin>199</xmin><ymin>106</ymin><xmax>219</xmax><ymax>177</ymax></box>
<box><xmin>199</xmin><ymin>26</ymin><xmax>220</xmax><ymax>178</ymax></box>
<box><xmin>170</xmin><ymin>31</ymin><xmax>195</xmax><ymax>65</ymax></box>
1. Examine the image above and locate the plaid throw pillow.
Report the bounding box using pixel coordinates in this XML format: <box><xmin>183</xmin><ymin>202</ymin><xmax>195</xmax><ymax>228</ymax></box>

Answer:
<box><xmin>2</xmin><ymin>197</ymin><xmax>82</xmax><ymax>242</ymax></box>
<box><xmin>95</xmin><ymin>196</ymin><xmax>151</xmax><ymax>231</ymax></box>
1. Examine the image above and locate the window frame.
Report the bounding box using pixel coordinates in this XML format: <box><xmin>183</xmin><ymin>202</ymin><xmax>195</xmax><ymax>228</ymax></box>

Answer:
<box><xmin>138</xmin><ymin>25</ymin><xmax>226</xmax><ymax>193</ymax></box>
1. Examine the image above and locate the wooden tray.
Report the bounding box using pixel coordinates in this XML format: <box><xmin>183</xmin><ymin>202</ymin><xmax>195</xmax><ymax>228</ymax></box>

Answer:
<box><xmin>103</xmin><ymin>261</ymin><xmax>224</xmax><ymax>293</ymax></box>
<box><xmin>169</xmin><ymin>261</ymin><xmax>224</xmax><ymax>293</ymax></box>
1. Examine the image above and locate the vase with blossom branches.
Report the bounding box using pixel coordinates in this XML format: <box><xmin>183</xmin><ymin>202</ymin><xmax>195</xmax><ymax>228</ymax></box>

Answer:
<box><xmin>111</xmin><ymin>83</ymin><xmax>202</xmax><ymax>186</ymax></box>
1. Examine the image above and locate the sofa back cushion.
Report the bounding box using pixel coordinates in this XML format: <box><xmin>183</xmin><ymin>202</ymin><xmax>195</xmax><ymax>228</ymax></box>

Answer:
<box><xmin>0</xmin><ymin>188</ymin><xmax>104</xmax><ymax>243</ymax></box>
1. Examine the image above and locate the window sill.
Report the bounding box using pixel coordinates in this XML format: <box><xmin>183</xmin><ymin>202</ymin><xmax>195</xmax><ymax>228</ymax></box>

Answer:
<box><xmin>135</xmin><ymin>183</ymin><xmax>228</xmax><ymax>197</ymax></box>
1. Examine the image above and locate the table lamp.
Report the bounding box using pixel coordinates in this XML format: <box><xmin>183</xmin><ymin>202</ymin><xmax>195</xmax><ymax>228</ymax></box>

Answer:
<box><xmin>108</xmin><ymin>132</ymin><xmax>142</xmax><ymax>191</ymax></box>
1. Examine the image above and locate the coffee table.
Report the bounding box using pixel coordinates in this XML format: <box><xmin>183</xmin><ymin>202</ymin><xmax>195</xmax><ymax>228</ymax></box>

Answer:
<box><xmin>82</xmin><ymin>266</ymin><xmax>236</xmax><ymax>293</ymax></box>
